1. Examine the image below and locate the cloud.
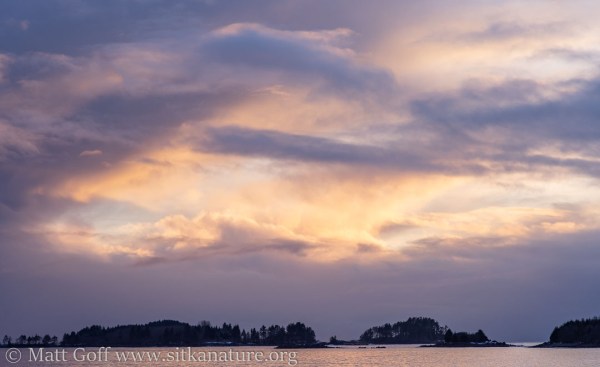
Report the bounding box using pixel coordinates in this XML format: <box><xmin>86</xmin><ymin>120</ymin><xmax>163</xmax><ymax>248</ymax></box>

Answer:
<box><xmin>4</xmin><ymin>218</ymin><xmax>600</xmax><ymax>342</ymax></box>
<box><xmin>410</xmin><ymin>76</ymin><xmax>600</xmax><ymax>177</ymax></box>
<box><xmin>0</xmin><ymin>20</ymin><xmax>398</xmax><ymax>186</ymax></box>
<box><xmin>0</xmin><ymin>53</ymin><xmax>11</xmax><ymax>83</ymax></box>
<box><xmin>79</xmin><ymin>149</ymin><xmax>102</xmax><ymax>157</ymax></box>
<box><xmin>186</xmin><ymin>72</ymin><xmax>600</xmax><ymax>180</ymax></box>
<box><xmin>530</xmin><ymin>47</ymin><xmax>600</xmax><ymax>63</ymax></box>
<box><xmin>459</xmin><ymin>21</ymin><xmax>568</xmax><ymax>43</ymax></box>
<box><xmin>39</xmin><ymin>210</ymin><xmax>326</xmax><ymax>264</ymax></box>
<box><xmin>0</xmin><ymin>121</ymin><xmax>39</xmax><ymax>160</ymax></box>
<box><xmin>198</xmin><ymin>125</ymin><xmax>430</xmax><ymax>170</ymax></box>
<box><xmin>3</xmin><ymin>0</ymin><xmax>600</xmax><ymax>345</ymax></box>
<box><xmin>202</xmin><ymin>23</ymin><xmax>398</xmax><ymax>99</ymax></box>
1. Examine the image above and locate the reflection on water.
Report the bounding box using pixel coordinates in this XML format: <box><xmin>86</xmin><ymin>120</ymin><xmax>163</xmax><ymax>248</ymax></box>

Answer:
<box><xmin>6</xmin><ymin>346</ymin><xmax>600</xmax><ymax>367</ymax></box>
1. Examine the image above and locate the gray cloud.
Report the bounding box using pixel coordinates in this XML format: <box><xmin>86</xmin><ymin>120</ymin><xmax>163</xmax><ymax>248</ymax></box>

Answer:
<box><xmin>410</xmin><ymin>76</ymin><xmax>600</xmax><ymax>177</ymax></box>
<box><xmin>0</xmin><ymin>17</ymin><xmax>400</xmax><ymax>216</ymax></box>
<box><xmin>531</xmin><ymin>48</ymin><xmax>600</xmax><ymax>63</ymax></box>
<box><xmin>198</xmin><ymin>80</ymin><xmax>600</xmax><ymax>177</ymax></box>
<box><xmin>202</xmin><ymin>24</ymin><xmax>397</xmax><ymax>98</ymax></box>
<box><xmin>459</xmin><ymin>21</ymin><xmax>568</xmax><ymax>42</ymax></box>
<box><xmin>199</xmin><ymin>125</ymin><xmax>430</xmax><ymax>170</ymax></box>
<box><xmin>195</xmin><ymin>74</ymin><xmax>600</xmax><ymax>178</ymax></box>
<box><xmin>412</xmin><ymin>78</ymin><xmax>600</xmax><ymax>139</ymax></box>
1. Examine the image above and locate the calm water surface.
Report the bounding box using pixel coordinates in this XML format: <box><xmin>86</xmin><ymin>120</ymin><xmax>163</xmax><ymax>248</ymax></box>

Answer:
<box><xmin>5</xmin><ymin>346</ymin><xmax>600</xmax><ymax>367</ymax></box>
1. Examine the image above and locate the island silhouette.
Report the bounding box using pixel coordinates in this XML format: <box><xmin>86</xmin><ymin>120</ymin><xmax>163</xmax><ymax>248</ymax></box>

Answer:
<box><xmin>2</xmin><ymin>316</ymin><xmax>599</xmax><ymax>348</ymax></box>
<box><xmin>536</xmin><ymin>317</ymin><xmax>600</xmax><ymax>348</ymax></box>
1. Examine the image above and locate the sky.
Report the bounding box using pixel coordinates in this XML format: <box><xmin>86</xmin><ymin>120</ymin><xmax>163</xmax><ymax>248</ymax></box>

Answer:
<box><xmin>1</xmin><ymin>0</ymin><xmax>600</xmax><ymax>342</ymax></box>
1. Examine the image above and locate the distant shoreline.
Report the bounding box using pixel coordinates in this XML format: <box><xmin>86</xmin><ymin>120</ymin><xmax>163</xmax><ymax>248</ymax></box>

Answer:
<box><xmin>533</xmin><ymin>342</ymin><xmax>600</xmax><ymax>349</ymax></box>
<box><xmin>421</xmin><ymin>341</ymin><xmax>514</xmax><ymax>348</ymax></box>
<box><xmin>2</xmin><ymin>343</ymin><xmax>600</xmax><ymax>349</ymax></box>
<box><xmin>4</xmin><ymin>316</ymin><xmax>600</xmax><ymax>349</ymax></box>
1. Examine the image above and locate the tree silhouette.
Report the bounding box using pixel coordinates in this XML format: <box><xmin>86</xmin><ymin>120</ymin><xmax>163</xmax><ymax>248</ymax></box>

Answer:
<box><xmin>50</xmin><ymin>319</ymin><xmax>317</xmax><ymax>347</ymax></box>
<box><xmin>444</xmin><ymin>329</ymin><xmax>454</xmax><ymax>343</ymax></box>
<box><xmin>2</xmin><ymin>335</ymin><xmax>11</xmax><ymax>346</ymax></box>
<box><xmin>359</xmin><ymin>317</ymin><xmax>447</xmax><ymax>344</ymax></box>
<box><xmin>550</xmin><ymin>317</ymin><xmax>600</xmax><ymax>344</ymax></box>
<box><xmin>443</xmin><ymin>329</ymin><xmax>489</xmax><ymax>343</ymax></box>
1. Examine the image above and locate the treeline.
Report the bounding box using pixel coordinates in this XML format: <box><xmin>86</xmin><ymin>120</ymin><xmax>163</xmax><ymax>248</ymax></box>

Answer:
<box><xmin>2</xmin><ymin>334</ymin><xmax>59</xmax><ymax>347</ymax></box>
<box><xmin>58</xmin><ymin>320</ymin><xmax>316</xmax><ymax>347</ymax></box>
<box><xmin>443</xmin><ymin>329</ymin><xmax>489</xmax><ymax>343</ymax></box>
<box><xmin>549</xmin><ymin>317</ymin><xmax>600</xmax><ymax>345</ymax></box>
<box><xmin>359</xmin><ymin>317</ymin><xmax>447</xmax><ymax>344</ymax></box>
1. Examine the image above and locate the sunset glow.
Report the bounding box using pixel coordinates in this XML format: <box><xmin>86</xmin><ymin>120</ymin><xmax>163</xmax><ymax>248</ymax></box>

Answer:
<box><xmin>2</xmin><ymin>0</ymin><xmax>600</xmax><ymax>342</ymax></box>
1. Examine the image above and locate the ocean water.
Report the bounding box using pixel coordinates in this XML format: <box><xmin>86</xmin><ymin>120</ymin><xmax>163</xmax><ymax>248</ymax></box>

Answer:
<box><xmin>4</xmin><ymin>346</ymin><xmax>600</xmax><ymax>367</ymax></box>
